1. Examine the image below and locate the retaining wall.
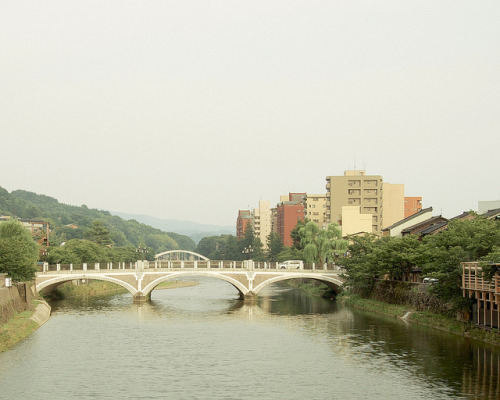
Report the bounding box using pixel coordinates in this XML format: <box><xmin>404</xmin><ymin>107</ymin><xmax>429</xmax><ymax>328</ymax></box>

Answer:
<box><xmin>0</xmin><ymin>274</ymin><xmax>36</xmax><ymax>324</ymax></box>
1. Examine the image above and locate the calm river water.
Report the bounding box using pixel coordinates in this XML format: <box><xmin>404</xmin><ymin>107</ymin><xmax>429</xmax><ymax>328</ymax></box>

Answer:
<box><xmin>1</xmin><ymin>277</ymin><xmax>499</xmax><ymax>399</ymax></box>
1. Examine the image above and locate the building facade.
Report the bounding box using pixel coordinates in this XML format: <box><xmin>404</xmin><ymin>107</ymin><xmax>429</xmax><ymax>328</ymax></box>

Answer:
<box><xmin>236</xmin><ymin>210</ymin><xmax>251</xmax><ymax>240</ymax></box>
<box><xmin>404</xmin><ymin>196</ymin><xmax>423</xmax><ymax>218</ymax></box>
<box><xmin>382</xmin><ymin>183</ymin><xmax>405</xmax><ymax>229</ymax></box>
<box><xmin>252</xmin><ymin>200</ymin><xmax>271</xmax><ymax>249</ymax></box>
<box><xmin>340</xmin><ymin>206</ymin><xmax>372</xmax><ymax>236</ymax></box>
<box><xmin>462</xmin><ymin>262</ymin><xmax>500</xmax><ymax>330</ymax></box>
<box><xmin>381</xmin><ymin>207</ymin><xmax>433</xmax><ymax>237</ymax></box>
<box><xmin>276</xmin><ymin>193</ymin><xmax>306</xmax><ymax>246</ymax></box>
<box><xmin>305</xmin><ymin>193</ymin><xmax>328</xmax><ymax>228</ymax></box>
<box><xmin>326</xmin><ymin>170</ymin><xmax>383</xmax><ymax>235</ymax></box>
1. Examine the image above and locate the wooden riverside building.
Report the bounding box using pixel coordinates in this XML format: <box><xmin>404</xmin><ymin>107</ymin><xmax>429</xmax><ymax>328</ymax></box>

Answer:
<box><xmin>462</xmin><ymin>262</ymin><xmax>500</xmax><ymax>329</ymax></box>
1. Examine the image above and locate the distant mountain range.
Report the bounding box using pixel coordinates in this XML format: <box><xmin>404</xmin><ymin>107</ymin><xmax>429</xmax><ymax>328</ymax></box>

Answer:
<box><xmin>111</xmin><ymin>211</ymin><xmax>235</xmax><ymax>243</ymax></box>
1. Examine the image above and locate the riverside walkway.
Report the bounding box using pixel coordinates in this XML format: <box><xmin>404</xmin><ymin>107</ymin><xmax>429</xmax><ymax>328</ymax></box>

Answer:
<box><xmin>35</xmin><ymin>259</ymin><xmax>345</xmax><ymax>302</ymax></box>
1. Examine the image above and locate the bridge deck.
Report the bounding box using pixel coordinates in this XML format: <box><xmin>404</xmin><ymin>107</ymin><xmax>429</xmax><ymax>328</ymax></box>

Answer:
<box><xmin>37</xmin><ymin>260</ymin><xmax>344</xmax><ymax>274</ymax></box>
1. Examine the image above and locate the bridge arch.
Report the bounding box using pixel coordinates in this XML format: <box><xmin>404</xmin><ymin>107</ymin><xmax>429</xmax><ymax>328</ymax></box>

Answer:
<box><xmin>36</xmin><ymin>274</ymin><xmax>138</xmax><ymax>297</ymax></box>
<box><xmin>142</xmin><ymin>271</ymin><xmax>249</xmax><ymax>299</ymax></box>
<box><xmin>155</xmin><ymin>250</ymin><xmax>209</xmax><ymax>261</ymax></box>
<box><xmin>252</xmin><ymin>274</ymin><xmax>344</xmax><ymax>296</ymax></box>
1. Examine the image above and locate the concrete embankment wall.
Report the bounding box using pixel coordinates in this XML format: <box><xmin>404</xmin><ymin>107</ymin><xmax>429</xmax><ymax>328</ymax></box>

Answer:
<box><xmin>0</xmin><ymin>274</ymin><xmax>29</xmax><ymax>324</ymax></box>
<box><xmin>29</xmin><ymin>300</ymin><xmax>51</xmax><ymax>325</ymax></box>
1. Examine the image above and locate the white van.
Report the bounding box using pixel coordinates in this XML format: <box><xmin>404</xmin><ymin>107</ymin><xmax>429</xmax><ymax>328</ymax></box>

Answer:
<box><xmin>279</xmin><ymin>260</ymin><xmax>303</xmax><ymax>270</ymax></box>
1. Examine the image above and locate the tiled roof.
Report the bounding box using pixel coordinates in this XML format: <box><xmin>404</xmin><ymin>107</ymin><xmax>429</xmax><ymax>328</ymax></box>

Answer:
<box><xmin>416</xmin><ymin>221</ymin><xmax>448</xmax><ymax>236</ymax></box>
<box><xmin>382</xmin><ymin>207</ymin><xmax>433</xmax><ymax>231</ymax></box>
<box><xmin>401</xmin><ymin>215</ymin><xmax>448</xmax><ymax>234</ymax></box>
<box><xmin>482</xmin><ymin>208</ymin><xmax>500</xmax><ymax>219</ymax></box>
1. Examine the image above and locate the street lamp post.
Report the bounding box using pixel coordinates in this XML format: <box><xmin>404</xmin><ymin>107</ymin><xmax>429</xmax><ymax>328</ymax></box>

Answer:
<box><xmin>242</xmin><ymin>245</ymin><xmax>253</xmax><ymax>260</ymax></box>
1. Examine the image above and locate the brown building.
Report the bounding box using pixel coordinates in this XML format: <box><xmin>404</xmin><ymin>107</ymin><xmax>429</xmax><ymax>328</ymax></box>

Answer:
<box><xmin>404</xmin><ymin>197</ymin><xmax>422</xmax><ymax>218</ymax></box>
<box><xmin>276</xmin><ymin>193</ymin><xmax>306</xmax><ymax>246</ymax></box>
<box><xmin>236</xmin><ymin>210</ymin><xmax>251</xmax><ymax>240</ymax></box>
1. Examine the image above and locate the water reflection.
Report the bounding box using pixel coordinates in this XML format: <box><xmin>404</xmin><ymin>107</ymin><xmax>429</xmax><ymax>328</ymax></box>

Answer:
<box><xmin>2</xmin><ymin>277</ymin><xmax>500</xmax><ymax>399</ymax></box>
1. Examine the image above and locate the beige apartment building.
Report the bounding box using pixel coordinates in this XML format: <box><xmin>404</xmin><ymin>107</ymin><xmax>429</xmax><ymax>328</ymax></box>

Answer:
<box><xmin>252</xmin><ymin>200</ymin><xmax>271</xmax><ymax>249</ymax></box>
<box><xmin>305</xmin><ymin>194</ymin><xmax>328</xmax><ymax>228</ymax></box>
<box><xmin>325</xmin><ymin>170</ymin><xmax>405</xmax><ymax>236</ymax></box>
<box><xmin>326</xmin><ymin>170</ymin><xmax>383</xmax><ymax>235</ymax></box>
<box><xmin>382</xmin><ymin>183</ymin><xmax>405</xmax><ymax>228</ymax></box>
<box><xmin>341</xmin><ymin>205</ymin><xmax>372</xmax><ymax>236</ymax></box>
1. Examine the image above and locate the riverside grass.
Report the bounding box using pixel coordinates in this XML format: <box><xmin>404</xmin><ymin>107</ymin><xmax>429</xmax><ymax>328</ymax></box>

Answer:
<box><xmin>341</xmin><ymin>293</ymin><xmax>500</xmax><ymax>346</ymax></box>
<box><xmin>0</xmin><ymin>303</ymin><xmax>39</xmax><ymax>353</ymax></box>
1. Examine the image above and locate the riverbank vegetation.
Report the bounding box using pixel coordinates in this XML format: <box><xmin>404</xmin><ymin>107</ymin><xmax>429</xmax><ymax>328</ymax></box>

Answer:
<box><xmin>282</xmin><ymin>278</ymin><xmax>336</xmax><ymax>298</ymax></box>
<box><xmin>341</xmin><ymin>294</ymin><xmax>500</xmax><ymax>346</ymax></box>
<box><xmin>0</xmin><ymin>301</ymin><xmax>40</xmax><ymax>353</ymax></box>
<box><xmin>340</xmin><ymin>216</ymin><xmax>500</xmax><ymax>334</ymax></box>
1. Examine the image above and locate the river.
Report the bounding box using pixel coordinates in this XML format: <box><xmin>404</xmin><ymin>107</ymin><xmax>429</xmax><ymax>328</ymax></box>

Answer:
<box><xmin>1</xmin><ymin>277</ymin><xmax>499</xmax><ymax>399</ymax></box>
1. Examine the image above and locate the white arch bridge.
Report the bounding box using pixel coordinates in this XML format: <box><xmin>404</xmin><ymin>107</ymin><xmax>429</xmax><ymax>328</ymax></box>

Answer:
<box><xmin>35</xmin><ymin>260</ymin><xmax>345</xmax><ymax>303</ymax></box>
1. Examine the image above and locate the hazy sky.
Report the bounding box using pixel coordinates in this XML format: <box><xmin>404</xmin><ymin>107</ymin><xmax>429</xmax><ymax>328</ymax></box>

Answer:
<box><xmin>1</xmin><ymin>1</ymin><xmax>499</xmax><ymax>226</ymax></box>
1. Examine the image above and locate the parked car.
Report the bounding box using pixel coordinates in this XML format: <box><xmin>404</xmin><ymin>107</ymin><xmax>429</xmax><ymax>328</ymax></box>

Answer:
<box><xmin>423</xmin><ymin>278</ymin><xmax>439</xmax><ymax>284</ymax></box>
<box><xmin>279</xmin><ymin>260</ymin><xmax>303</xmax><ymax>270</ymax></box>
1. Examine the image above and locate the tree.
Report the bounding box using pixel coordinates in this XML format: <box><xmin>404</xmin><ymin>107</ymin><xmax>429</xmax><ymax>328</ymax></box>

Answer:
<box><xmin>196</xmin><ymin>235</ymin><xmax>241</xmax><ymax>260</ymax></box>
<box><xmin>290</xmin><ymin>218</ymin><xmax>308</xmax><ymax>250</ymax></box>
<box><xmin>0</xmin><ymin>220</ymin><xmax>39</xmax><ymax>282</ymax></box>
<box><xmin>47</xmin><ymin>239</ymin><xmax>108</xmax><ymax>264</ymax></box>
<box><xmin>266</xmin><ymin>232</ymin><xmax>284</xmax><ymax>262</ymax></box>
<box><xmin>84</xmin><ymin>220</ymin><xmax>114</xmax><ymax>246</ymax></box>
<box><xmin>340</xmin><ymin>233</ymin><xmax>380</xmax><ymax>296</ymax></box>
<box><xmin>239</xmin><ymin>223</ymin><xmax>256</xmax><ymax>260</ymax></box>
<box><xmin>196</xmin><ymin>236</ymin><xmax>219</xmax><ymax>258</ymax></box>
<box><xmin>374</xmin><ymin>235</ymin><xmax>422</xmax><ymax>281</ymax></box>
<box><xmin>299</xmin><ymin>222</ymin><xmax>347</xmax><ymax>265</ymax></box>
<box><xmin>276</xmin><ymin>246</ymin><xmax>304</xmax><ymax>263</ymax></box>
<box><xmin>420</xmin><ymin>217</ymin><xmax>500</xmax><ymax>304</ymax></box>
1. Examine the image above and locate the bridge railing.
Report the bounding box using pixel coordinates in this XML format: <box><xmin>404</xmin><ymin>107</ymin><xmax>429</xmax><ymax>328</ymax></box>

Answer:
<box><xmin>38</xmin><ymin>262</ymin><xmax>138</xmax><ymax>273</ymax></box>
<box><xmin>146</xmin><ymin>260</ymin><xmax>343</xmax><ymax>271</ymax></box>
<box><xmin>37</xmin><ymin>260</ymin><xmax>345</xmax><ymax>273</ymax></box>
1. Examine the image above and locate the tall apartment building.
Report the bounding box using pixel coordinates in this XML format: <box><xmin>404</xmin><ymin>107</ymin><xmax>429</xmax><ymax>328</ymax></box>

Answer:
<box><xmin>326</xmin><ymin>171</ymin><xmax>383</xmax><ymax>235</ymax></box>
<box><xmin>325</xmin><ymin>170</ymin><xmax>406</xmax><ymax>236</ymax></box>
<box><xmin>236</xmin><ymin>210</ymin><xmax>251</xmax><ymax>239</ymax></box>
<box><xmin>305</xmin><ymin>194</ymin><xmax>328</xmax><ymax>228</ymax></box>
<box><xmin>275</xmin><ymin>193</ymin><xmax>306</xmax><ymax>246</ymax></box>
<box><xmin>382</xmin><ymin>183</ymin><xmax>405</xmax><ymax>228</ymax></box>
<box><xmin>252</xmin><ymin>200</ymin><xmax>271</xmax><ymax>249</ymax></box>
<box><xmin>404</xmin><ymin>197</ymin><xmax>423</xmax><ymax>218</ymax></box>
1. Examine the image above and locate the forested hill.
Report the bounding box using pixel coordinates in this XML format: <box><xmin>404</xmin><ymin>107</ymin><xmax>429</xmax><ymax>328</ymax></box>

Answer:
<box><xmin>0</xmin><ymin>186</ymin><xmax>195</xmax><ymax>253</ymax></box>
